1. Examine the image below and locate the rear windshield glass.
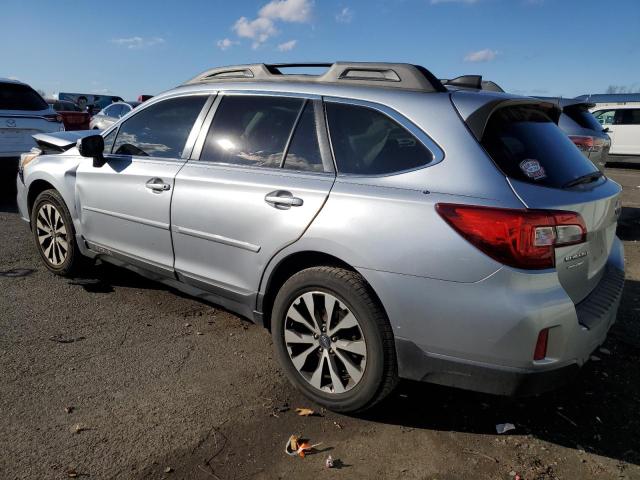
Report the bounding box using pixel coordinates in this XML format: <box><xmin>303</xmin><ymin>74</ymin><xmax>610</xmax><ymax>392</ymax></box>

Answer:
<box><xmin>563</xmin><ymin>105</ymin><xmax>602</xmax><ymax>131</ymax></box>
<box><xmin>481</xmin><ymin>106</ymin><xmax>599</xmax><ymax>189</ymax></box>
<box><xmin>0</xmin><ymin>83</ymin><xmax>48</xmax><ymax>111</ymax></box>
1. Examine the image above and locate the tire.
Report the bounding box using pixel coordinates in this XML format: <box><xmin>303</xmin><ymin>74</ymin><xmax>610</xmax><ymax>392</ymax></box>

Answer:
<box><xmin>271</xmin><ymin>266</ymin><xmax>397</xmax><ymax>413</ymax></box>
<box><xmin>31</xmin><ymin>189</ymin><xmax>84</xmax><ymax>276</ymax></box>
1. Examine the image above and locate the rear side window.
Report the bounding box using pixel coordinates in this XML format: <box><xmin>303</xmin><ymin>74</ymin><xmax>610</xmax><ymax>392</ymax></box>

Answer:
<box><xmin>326</xmin><ymin>103</ymin><xmax>432</xmax><ymax>175</ymax></box>
<box><xmin>0</xmin><ymin>83</ymin><xmax>48</xmax><ymax>111</ymax></box>
<box><xmin>112</xmin><ymin>95</ymin><xmax>207</xmax><ymax>158</ymax></box>
<box><xmin>482</xmin><ymin>106</ymin><xmax>598</xmax><ymax>189</ymax></box>
<box><xmin>614</xmin><ymin>109</ymin><xmax>640</xmax><ymax>125</ymax></box>
<box><xmin>201</xmin><ymin>95</ymin><xmax>303</xmax><ymax>168</ymax></box>
<box><xmin>563</xmin><ymin>106</ymin><xmax>602</xmax><ymax>131</ymax></box>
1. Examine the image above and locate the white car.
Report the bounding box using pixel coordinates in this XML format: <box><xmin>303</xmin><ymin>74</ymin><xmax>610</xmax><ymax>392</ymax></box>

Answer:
<box><xmin>592</xmin><ymin>105</ymin><xmax>640</xmax><ymax>157</ymax></box>
<box><xmin>1</xmin><ymin>78</ymin><xmax>64</xmax><ymax>172</ymax></box>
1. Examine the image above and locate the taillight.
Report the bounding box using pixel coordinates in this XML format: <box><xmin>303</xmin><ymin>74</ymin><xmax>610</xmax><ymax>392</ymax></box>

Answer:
<box><xmin>569</xmin><ymin>135</ymin><xmax>606</xmax><ymax>152</ymax></box>
<box><xmin>435</xmin><ymin>204</ymin><xmax>587</xmax><ymax>270</ymax></box>
<box><xmin>43</xmin><ymin>113</ymin><xmax>63</xmax><ymax>123</ymax></box>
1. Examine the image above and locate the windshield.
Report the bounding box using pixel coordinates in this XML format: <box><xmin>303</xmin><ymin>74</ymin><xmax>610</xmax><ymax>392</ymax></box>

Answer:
<box><xmin>481</xmin><ymin>106</ymin><xmax>599</xmax><ymax>189</ymax></box>
<box><xmin>0</xmin><ymin>83</ymin><xmax>48</xmax><ymax>111</ymax></box>
<box><xmin>563</xmin><ymin>105</ymin><xmax>603</xmax><ymax>131</ymax></box>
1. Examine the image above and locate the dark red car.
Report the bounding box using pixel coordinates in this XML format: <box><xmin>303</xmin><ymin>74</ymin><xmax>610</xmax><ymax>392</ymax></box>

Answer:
<box><xmin>46</xmin><ymin>99</ymin><xmax>90</xmax><ymax>130</ymax></box>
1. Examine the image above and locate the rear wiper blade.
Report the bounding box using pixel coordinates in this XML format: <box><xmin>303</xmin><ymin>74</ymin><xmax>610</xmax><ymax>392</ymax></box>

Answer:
<box><xmin>563</xmin><ymin>171</ymin><xmax>604</xmax><ymax>189</ymax></box>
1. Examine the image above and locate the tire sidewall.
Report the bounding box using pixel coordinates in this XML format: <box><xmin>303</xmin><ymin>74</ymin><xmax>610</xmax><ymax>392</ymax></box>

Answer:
<box><xmin>272</xmin><ymin>268</ymin><xmax>387</xmax><ymax>412</ymax></box>
<box><xmin>31</xmin><ymin>190</ymin><xmax>77</xmax><ymax>275</ymax></box>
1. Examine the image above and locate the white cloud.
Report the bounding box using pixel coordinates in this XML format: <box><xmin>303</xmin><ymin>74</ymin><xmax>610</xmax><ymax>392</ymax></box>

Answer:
<box><xmin>431</xmin><ymin>0</ymin><xmax>478</xmax><ymax>4</ymax></box>
<box><xmin>216</xmin><ymin>38</ymin><xmax>238</xmax><ymax>50</ymax></box>
<box><xmin>229</xmin><ymin>0</ymin><xmax>312</xmax><ymax>49</ymax></box>
<box><xmin>233</xmin><ymin>16</ymin><xmax>278</xmax><ymax>48</ymax></box>
<box><xmin>464</xmin><ymin>48</ymin><xmax>498</xmax><ymax>62</ymax></box>
<box><xmin>277</xmin><ymin>39</ymin><xmax>297</xmax><ymax>51</ymax></box>
<box><xmin>111</xmin><ymin>36</ymin><xmax>165</xmax><ymax>49</ymax></box>
<box><xmin>259</xmin><ymin>0</ymin><xmax>312</xmax><ymax>23</ymax></box>
<box><xmin>335</xmin><ymin>7</ymin><xmax>353</xmax><ymax>23</ymax></box>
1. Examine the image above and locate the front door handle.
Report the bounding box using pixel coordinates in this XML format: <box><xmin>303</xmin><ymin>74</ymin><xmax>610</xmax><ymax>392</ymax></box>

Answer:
<box><xmin>145</xmin><ymin>178</ymin><xmax>171</xmax><ymax>192</ymax></box>
<box><xmin>265</xmin><ymin>190</ymin><xmax>304</xmax><ymax>209</ymax></box>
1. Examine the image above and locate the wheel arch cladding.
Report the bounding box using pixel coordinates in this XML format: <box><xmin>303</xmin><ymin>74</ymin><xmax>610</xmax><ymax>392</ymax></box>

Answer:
<box><xmin>260</xmin><ymin>251</ymin><xmax>389</xmax><ymax>332</ymax></box>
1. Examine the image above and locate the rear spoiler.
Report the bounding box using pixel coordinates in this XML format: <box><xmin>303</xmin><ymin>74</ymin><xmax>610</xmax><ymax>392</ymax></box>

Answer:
<box><xmin>32</xmin><ymin>130</ymin><xmax>97</xmax><ymax>153</ymax></box>
<box><xmin>451</xmin><ymin>92</ymin><xmax>561</xmax><ymax>140</ymax></box>
<box><xmin>441</xmin><ymin>75</ymin><xmax>505</xmax><ymax>93</ymax></box>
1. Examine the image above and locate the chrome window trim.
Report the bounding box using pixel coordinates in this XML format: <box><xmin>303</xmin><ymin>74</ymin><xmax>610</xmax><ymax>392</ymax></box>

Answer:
<box><xmin>322</xmin><ymin>95</ymin><xmax>445</xmax><ymax>177</ymax></box>
<box><xmin>189</xmin><ymin>91</ymin><xmax>335</xmax><ymax>177</ymax></box>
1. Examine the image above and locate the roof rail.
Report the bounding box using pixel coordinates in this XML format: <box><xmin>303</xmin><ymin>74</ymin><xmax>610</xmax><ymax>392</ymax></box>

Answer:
<box><xmin>441</xmin><ymin>75</ymin><xmax>505</xmax><ymax>93</ymax></box>
<box><xmin>183</xmin><ymin>62</ymin><xmax>447</xmax><ymax>93</ymax></box>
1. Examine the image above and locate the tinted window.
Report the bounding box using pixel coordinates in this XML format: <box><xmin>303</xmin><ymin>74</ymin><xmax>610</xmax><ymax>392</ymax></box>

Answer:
<box><xmin>104</xmin><ymin>104</ymin><xmax>124</xmax><ymax>118</ymax></box>
<box><xmin>563</xmin><ymin>106</ymin><xmax>602</xmax><ymax>131</ymax></box>
<box><xmin>482</xmin><ymin>106</ymin><xmax>599</xmax><ymax>189</ymax></box>
<box><xmin>0</xmin><ymin>83</ymin><xmax>48</xmax><ymax>111</ymax></box>
<box><xmin>283</xmin><ymin>102</ymin><xmax>324</xmax><ymax>172</ymax></box>
<box><xmin>615</xmin><ymin>109</ymin><xmax>640</xmax><ymax>125</ymax></box>
<box><xmin>103</xmin><ymin>128</ymin><xmax>117</xmax><ymax>154</ymax></box>
<box><xmin>326</xmin><ymin>103</ymin><xmax>432</xmax><ymax>175</ymax></box>
<box><xmin>201</xmin><ymin>95</ymin><xmax>303</xmax><ymax>168</ymax></box>
<box><xmin>593</xmin><ymin>109</ymin><xmax>615</xmax><ymax>125</ymax></box>
<box><xmin>112</xmin><ymin>96</ymin><xmax>207</xmax><ymax>158</ymax></box>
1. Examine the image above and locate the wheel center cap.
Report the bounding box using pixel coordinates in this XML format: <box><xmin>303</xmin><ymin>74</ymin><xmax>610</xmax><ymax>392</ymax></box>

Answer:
<box><xmin>319</xmin><ymin>334</ymin><xmax>332</xmax><ymax>349</ymax></box>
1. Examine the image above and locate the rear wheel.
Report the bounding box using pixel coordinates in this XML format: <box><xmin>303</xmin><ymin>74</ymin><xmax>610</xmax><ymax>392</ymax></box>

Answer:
<box><xmin>31</xmin><ymin>189</ymin><xmax>83</xmax><ymax>276</ymax></box>
<box><xmin>272</xmin><ymin>266</ymin><xmax>397</xmax><ymax>412</ymax></box>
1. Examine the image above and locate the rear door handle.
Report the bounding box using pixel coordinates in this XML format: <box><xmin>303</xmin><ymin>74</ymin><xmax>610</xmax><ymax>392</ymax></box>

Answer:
<box><xmin>265</xmin><ymin>190</ymin><xmax>304</xmax><ymax>209</ymax></box>
<box><xmin>145</xmin><ymin>178</ymin><xmax>171</xmax><ymax>192</ymax></box>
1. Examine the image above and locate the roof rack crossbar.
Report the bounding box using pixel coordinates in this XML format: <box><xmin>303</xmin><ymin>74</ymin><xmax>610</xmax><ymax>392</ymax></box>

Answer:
<box><xmin>184</xmin><ymin>62</ymin><xmax>446</xmax><ymax>93</ymax></box>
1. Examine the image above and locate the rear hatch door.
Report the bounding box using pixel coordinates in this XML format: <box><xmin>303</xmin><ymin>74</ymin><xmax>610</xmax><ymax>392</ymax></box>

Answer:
<box><xmin>462</xmin><ymin>98</ymin><xmax>622</xmax><ymax>304</ymax></box>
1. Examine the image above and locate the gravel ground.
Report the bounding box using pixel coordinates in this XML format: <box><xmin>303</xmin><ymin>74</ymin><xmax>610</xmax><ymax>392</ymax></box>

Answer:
<box><xmin>1</xmin><ymin>167</ymin><xmax>639</xmax><ymax>480</ymax></box>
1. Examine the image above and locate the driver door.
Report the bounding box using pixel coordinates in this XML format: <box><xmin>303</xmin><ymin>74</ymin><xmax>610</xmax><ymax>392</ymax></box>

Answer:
<box><xmin>76</xmin><ymin>94</ymin><xmax>212</xmax><ymax>273</ymax></box>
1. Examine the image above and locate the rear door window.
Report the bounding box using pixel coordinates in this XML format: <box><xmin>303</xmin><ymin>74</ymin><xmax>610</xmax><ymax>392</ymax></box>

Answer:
<box><xmin>481</xmin><ymin>106</ymin><xmax>599</xmax><ymax>189</ymax></box>
<box><xmin>0</xmin><ymin>83</ymin><xmax>48</xmax><ymax>111</ymax></box>
<box><xmin>325</xmin><ymin>102</ymin><xmax>433</xmax><ymax>175</ymax></box>
<box><xmin>201</xmin><ymin>95</ymin><xmax>303</xmax><ymax>168</ymax></box>
<box><xmin>614</xmin><ymin>109</ymin><xmax>640</xmax><ymax>125</ymax></box>
<box><xmin>112</xmin><ymin>95</ymin><xmax>207</xmax><ymax>159</ymax></box>
<box><xmin>282</xmin><ymin>101</ymin><xmax>324</xmax><ymax>173</ymax></box>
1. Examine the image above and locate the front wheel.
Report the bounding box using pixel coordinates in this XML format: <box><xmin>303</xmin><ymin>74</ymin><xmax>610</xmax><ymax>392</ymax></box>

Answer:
<box><xmin>31</xmin><ymin>189</ymin><xmax>84</xmax><ymax>276</ymax></box>
<box><xmin>271</xmin><ymin>266</ymin><xmax>397</xmax><ymax>413</ymax></box>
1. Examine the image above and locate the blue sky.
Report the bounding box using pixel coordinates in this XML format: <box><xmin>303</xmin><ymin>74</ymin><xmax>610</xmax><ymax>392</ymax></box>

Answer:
<box><xmin>2</xmin><ymin>0</ymin><xmax>639</xmax><ymax>100</ymax></box>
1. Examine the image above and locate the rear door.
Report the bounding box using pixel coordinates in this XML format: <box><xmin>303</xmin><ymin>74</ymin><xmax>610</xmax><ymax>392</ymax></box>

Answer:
<box><xmin>612</xmin><ymin>108</ymin><xmax>640</xmax><ymax>155</ymax></box>
<box><xmin>171</xmin><ymin>93</ymin><xmax>335</xmax><ymax>301</ymax></box>
<box><xmin>76</xmin><ymin>94</ymin><xmax>211</xmax><ymax>273</ymax></box>
<box><xmin>480</xmin><ymin>104</ymin><xmax>621</xmax><ymax>303</ymax></box>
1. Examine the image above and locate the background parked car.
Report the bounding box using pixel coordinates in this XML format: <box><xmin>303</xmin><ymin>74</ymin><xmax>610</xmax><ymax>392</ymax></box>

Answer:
<box><xmin>1</xmin><ymin>78</ymin><xmax>63</xmax><ymax>174</ymax></box>
<box><xmin>54</xmin><ymin>92</ymin><xmax>124</xmax><ymax>116</ymax></box>
<box><xmin>537</xmin><ymin>97</ymin><xmax>611</xmax><ymax>171</ymax></box>
<box><xmin>89</xmin><ymin>101</ymin><xmax>140</xmax><ymax>130</ymax></box>
<box><xmin>47</xmin><ymin>99</ymin><xmax>90</xmax><ymax>131</ymax></box>
<box><xmin>138</xmin><ymin>94</ymin><xmax>154</xmax><ymax>102</ymax></box>
<box><xmin>592</xmin><ymin>106</ymin><xmax>640</xmax><ymax>157</ymax></box>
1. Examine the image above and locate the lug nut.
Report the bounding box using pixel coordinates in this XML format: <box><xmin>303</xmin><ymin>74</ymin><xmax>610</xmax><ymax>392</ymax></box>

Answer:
<box><xmin>331</xmin><ymin>336</ymin><xmax>337</xmax><ymax>342</ymax></box>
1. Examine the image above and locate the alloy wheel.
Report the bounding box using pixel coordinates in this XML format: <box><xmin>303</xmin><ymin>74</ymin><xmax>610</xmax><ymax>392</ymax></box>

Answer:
<box><xmin>36</xmin><ymin>203</ymin><xmax>69</xmax><ymax>266</ymax></box>
<box><xmin>284</xmin><ymin>291</ymin><xmax>367</xmax><ymax>394</ymax></box>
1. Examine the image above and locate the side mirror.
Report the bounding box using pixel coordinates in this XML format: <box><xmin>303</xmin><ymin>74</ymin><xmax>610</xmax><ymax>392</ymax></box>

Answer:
<box><xmin>77</xmin><ymin>135</ymin><xmax>106</xmax><ymax>168</ymax></box>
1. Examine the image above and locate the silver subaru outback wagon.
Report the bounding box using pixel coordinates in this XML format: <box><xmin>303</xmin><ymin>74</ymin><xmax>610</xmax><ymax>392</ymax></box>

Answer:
<box><xmin>16</xmin><ymin>62</ymin><xmax>624</xmax><ymax>412</ymax></box>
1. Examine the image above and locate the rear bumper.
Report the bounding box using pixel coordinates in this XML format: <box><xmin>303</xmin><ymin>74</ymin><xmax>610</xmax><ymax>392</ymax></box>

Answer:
<box><xmin>362</xmin><ymin>237</ymin><xmax>625</xmax><ymax>396</ymax></box>
<box><xmin>395</xmin><ymin>337</ymin><xmax>580</xmax><ymax>396</ymax></box>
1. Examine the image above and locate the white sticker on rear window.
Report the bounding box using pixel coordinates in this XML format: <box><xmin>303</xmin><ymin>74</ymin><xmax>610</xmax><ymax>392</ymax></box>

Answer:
<box><xmin>519</xmin><ymin>159</ymin><xmax>547</xmax><ymax>180</ymax></box>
